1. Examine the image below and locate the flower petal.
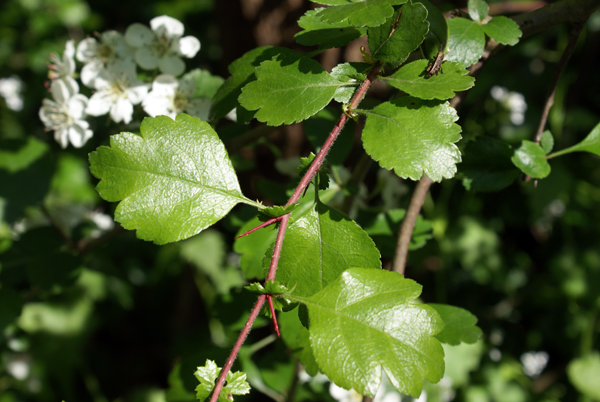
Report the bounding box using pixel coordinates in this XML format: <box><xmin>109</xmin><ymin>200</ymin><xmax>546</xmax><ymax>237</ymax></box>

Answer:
<box><xmin>80</xmin><ymin>60</ymin><xmax>105</xmax><ymax>87</ymax></box>
<box><xmin>76</xmin><ymin>37</ymin><xmax>98</xmax><ymax>63</ymax></box>
<box><xmin>125</xmin><ymin>81</ymin><xmax>149</xmax><ymax>105</ymax></box>
<box><xmin>125</xmin><ymin>23</ymin><xmax>153</xmax><ymax>47</ymax></box>
<box><xmin>178</xmin><ymin>36</ymin><xmax>201</xmax><ymax>58</ymax></box>
<box><xmin>51</xmin><ymin>79</ymin><xmax>72</xmax><ymax>103</ymax></box>
<box><xmin>135</xmin><ymin>47</ymin><xmax>159</xmax><ymax>70</ymax></box>
<box><xmin>150</xmin><ymin>15</ymin><xmax>184</xmax><ymax>37</ymax></box>
<box><xmin>158</xmin><ymin>54</ymin><xmax>185</xmax><ymax>76</ymax></box>
<box><xmin>86</xmin><ymin>91</ymin><xmax>112</xmax><ymax>116</ymax></box>
<box><xmin>185</xmin><ymin>98</ymin><xmax>211</xmax><ymax>121</ymax></box>
<box><xmin>110</xmin><ymin>97</ymin><xmax>134</xmax><ymax>123</ymax></box>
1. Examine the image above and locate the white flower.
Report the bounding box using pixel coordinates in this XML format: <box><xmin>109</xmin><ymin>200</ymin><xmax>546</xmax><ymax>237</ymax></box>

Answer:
<box><xmin>85</xmin><ymin>64</ymin><xmax>148</xmax><ymax>124</ymax></box>
<box><xmin>76</xmin><ymin>31</ymin><xmax>136</xmax><ymax>87</ymax></box>
<box><xmin>490</xmin><ymin>85</ymin><xmax>528</xmax><ymax>125</ymax></box>
<box><xmin>124</xmin><ymin>15</ymin><xmax>201</xmax><ymax>76</ymax></box>
<box><xmin>39</xmin><ymin>79</ymin><xmax>92</xmax><ymax>148</ymax></box>
<box><xmin>521</xmin><ymin>351</ymin><xmax>549</xmax><ymax>377</ymax></box>
<box><xmin>329</xmin><ymin>382</ymin><xmax>401</xmax><ymax>402</ymax></box>
<box><xmin>0</xmin><ymin>75</ymin><xmax>24</xmax><ymax>111</ymax></box>
<box><xmin>142</xmin><ymin>74</ymin><xmax>211</xmax><ymax>120</ymax></box>
<box><xmin>48</xmin><ymin>40</ymin><xmax>79</xmax><ymax>95</ymax></box>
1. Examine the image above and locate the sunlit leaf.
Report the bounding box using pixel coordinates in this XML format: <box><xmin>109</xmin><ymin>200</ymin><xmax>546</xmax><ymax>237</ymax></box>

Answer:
<box><xmin>483</xmin><ymin>16</ymin><xmax>522</xmax><ymax>46</ymax></box>
<box><xmin>468</xmin><ymin>0</ymin><xmax>488</xmax><ymax>23</ymax></box>
<box><xmin>429</xmin><ymin>304</ymin><xmax>482</xmax><ymax>345</ymax></box>
<box><xmin>540</xmin><ymin>130</ymin><xmax>554</xmax><ymax>154</ymax></box>
<box><xmin>194</xmin><ymin>360</ymin><xmax>251</xmax><ymax>402</ymax></box>
<box><xmin>274</xmin><ymin>200</ymin><xmax>381</xmax><ymax>298</ymax></box>
<box><xmin>362</xmin><ymin>98</ymin><xmax>462</xmax><ymax>182</ymax></box>
<box><xmin>295</xmin><ymin>8</ymin><xmax>367</xmax><ymax>48</ymax></box>
<box><xmin>89</xmin><ymin>114</ymin><xmax>254</xmax><ymax>245</ymax></box>
<box><xmin>382</xmin><ymin>59</ymin><xmax>475</xmax><ymax>100</ymax></box>
<box><xmin>290</xmin><ymin>268</ymin><xmax>444</xmax><ymax>397</ymax></box>
<box><xmin>239</xmin><ymin>54</ymin><xmax>347</xmax><ymax>126</ymax></box>
<box><xmin>550</xmin><ymin>121</ymin><xmax>600</xmax><ymax>158</ymax></box>
<box><xmin>446</xmin><ymin>18</ymin><xmax>485</xmax><ymax>68</ymax></box>
<box><xmin>310</xmin><ymin>0</ymin><xmax>409</xmax><ymax>28</ymax></box>
<box><xmin>510</xmin><ymin>140</ymin><xmax>551</xmax><ymax>179</ymax></box>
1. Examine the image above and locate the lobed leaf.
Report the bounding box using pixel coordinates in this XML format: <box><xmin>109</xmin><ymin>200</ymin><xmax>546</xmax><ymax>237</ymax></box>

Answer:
<box><xmin>238</xmin><ymin>54</ymin><xmax>347</xmax><ymax>126</ymax></box>
<box><xmin>429</xmin><ymin>304</ymin><xmax>482</xmax><ymax>345</ymax></box>
<box><xmin>209</xmin><ymin>46</ymin><xmax>296</xmax><ymax>121</ymax></box>
<box><xmin>367</xmin><ymin>1</ymin><xmax>429</xmax><ymax>64</ymax></box>
<box><xmin>310</xmin><ymin>0</ymin><xmax>409</xmax><ymax>28</ymax></box>
<box><xmin>89</xmin><ymin>114</ymin><xmax>252</xmax><ymax>245</ymax></box>
<box><xmin>446</xmin><ymin>18</ymin><xmax>485</xmax><ymax>68</ymax></box>
<box><xmin>459</xmin><ymin>136</ymin><xmax>520</xmax><ymax>192</ymax></box>
<box><xmin>295</xmin><ymin>8</ymin><xmax>367</xmax><ymax>48</ymax></box>
<box><xmin>361</xmin><ymin>97</ymin><xmax>462</xmax><ymax>182</ymax></box>
<box><xmin>416</xmin><ymin>0</ymin><xmax>448</xmax><ymax>48</ymax></box>
<box><xmin>194</xmin><ymin>360</ymin><xmax>250</xmax><ymax>402</ymax></box>
<box><xmin>510</xmin><ymin>140</ymin><xmax>551</xmax><ymax>179</ymax></box>
<box><xmin>382</xmin><ymin>59</ymin><xmax>475</xmax><ymax>100</ymax></box>
<box><xmin>292</xmin><ymin>268</ymin><xmax>445</xmax><ymax>397</ymax></box>
<box><xmin>467</xmin><ymin>0</ymin><xmax>488</xmax><ymax>23</ymax></box>
<box><xmin>483</xmin><ymin>16</ymin><xmax>522</xmax><ymax>46</ymax></box>
<box><xmin>274</xmin><ymin>200</ymin><xmax>381</xmax><ymax>298</ymax></box>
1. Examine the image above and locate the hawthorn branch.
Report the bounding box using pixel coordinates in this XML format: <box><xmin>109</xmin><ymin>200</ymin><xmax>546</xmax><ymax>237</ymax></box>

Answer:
<box><xmin>209</xmin><ymin>62</ymin><xmax>382</xmax><ymax>402</ymax></box>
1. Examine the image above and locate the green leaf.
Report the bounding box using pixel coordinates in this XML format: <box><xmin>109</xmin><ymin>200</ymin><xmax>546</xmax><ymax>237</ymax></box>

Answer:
<box><xmin>429</xmin><ymin>304</ymin><xmax>482</xmax><ymax>345</ymax></box>
<box><xmin>510</xmin><ymin>140</ymin><xmax>551</xmax><ymax>179</ymax></box>
<box><xmin>367</xmin><ymin>2</ymin><xmax>429</xmax><ymax>64</ymax></box>
<box><xmin>416</xmin><ymin>0</ymin><xmax>448</xmax><ymax>48</ymax></box>
<box><xmin>209</xmin><ymin>46</ymin><xmax>295</xmax><ymax>121</ymax></box>
<box><xmin>459</xmin><ymin>136</ymin><xmax>520</xmax><ymax>192</ymax></box>
<box><xmin>295</xmin><ymin>9</ymin><xmax>367</xmax><ymax>48</ymax></box>
<box><xmin>0</xmin><ymin>286</ymin><xmax>23</xmax><ymax>336</ymax></box>
<box><xmin>184</xmin><ymin>69</ymin><xmax>224</xmax><ymax>99</ymax></box>
<box><xmin>310</xmin><ymin>0</ymin><xmax>409</xmax><ymax>28</ymax></box>
<box><xmin>0</xmin><ymin>137</ymin><xmax>48</xmax><ymax>173</ymax></box>
<box><xmin>467</xmin><ymin>0</ymin><xmax>488</xmax><ymax>23</ymax></box>
<box><xmin>382</xmin><ymin>59</ymin><xmax>475</xmax><ymax>100</ymax></box>
<box><xmin>483</xmin><ymin>16</ymin><xmax>522</xmax><ymax>46</ymax></box>
<box><xmin>304</xmin><ymin>107</ymin><xmax>355</xmax><ymax>165</ymax></box>
<box><xmin>259</xmin><ymin>204</ymin><xmax>299</xmax><ymax>219</ymax></box>
<box><xmin>89</xmin><ymin>114</ymin><xmax>253</xmax><ymax>245</ymax></box>
<box><xmin>446</xmin><ymin>18</ymin><xmax>485</xmax><ymax>68</ymax></box>
<box><xmin>194</xmin><ymin>360</ymin><xmax>250</xmax><ymax>402</ymax></box>
<box><xmin>238</xmin><ymin>54</ymin><xmax>346</xmax><ymax>126</ymax></box>
<box><xmin>291</xmin><ymin>268</ymin><xmax>444</xmax><ymax>397</ymax></box>
<box><xmin>540</xmin><ymin>130</ymin><xmax>554</xmax><ymax>154</ymax></box>
<box><xmin>298</xmin><ymin>153</ymin><xmax>330</xmax><ymax>190</ymax></box>
<box><xmin>361</xmin><ymin>98</ymin><xmax>462</xmax><ymax>182</ymax></box>
<box><xmin>274</xmin><ymin>200</ymin><xmax>381</xmax><ymax>298</ymax></box>
<box><xmin>279</xmin><ymin>307</ymin><xmax>319</xmax><ymax>376</ymax></box>
<box><xmin>567</xmin><ymin>352</ymin><xmax>600</xmax><ymax>400</ymax></box>
<box><xmin>245</xmin><ymin>281</ymin><xmax>290</xmax><ymax>295</ymax></box>
<box><xmin>330</xmin><ymin>62</ymin><xmax>371</xmax><ymax>103</ymax></box>
<box><xmin>549</xmin><ymin>121</ymin><xmax>600</xmax><ymax>158</ymax></box>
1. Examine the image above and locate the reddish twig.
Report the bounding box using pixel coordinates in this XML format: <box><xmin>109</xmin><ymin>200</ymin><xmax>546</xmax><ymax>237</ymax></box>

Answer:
<box><xmin>267</xmin><ymin>294</ymin><xmax>281</xmax><ymax>337</ymax></box>
<box><xmin>209</xmin><ymin>62</ymin><xmax>382</xmax><ymax>402</ymax></box>
<box><xmin>236</xmin><ymin>216</ymin><xmax>282</xmax><ymax>239</ymax></box>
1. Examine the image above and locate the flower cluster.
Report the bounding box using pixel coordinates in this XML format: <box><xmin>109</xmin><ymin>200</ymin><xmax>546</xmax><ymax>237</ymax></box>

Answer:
<box><xmin>39</xmin><ymin>15</ymin><xmax>210</xmax><ymax>148</ymax></box>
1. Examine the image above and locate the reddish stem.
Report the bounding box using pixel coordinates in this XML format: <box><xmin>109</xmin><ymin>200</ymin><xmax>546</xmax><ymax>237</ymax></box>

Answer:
<box><xmin>235</xmin><ymin>216</ymin><xmax>282</xmax><ymax>239</ymax></box>
<box><xmin>209</xmin><ymin>61</ymin><xmax>382</xmax><ymax>402</ymax></box>
<box><xmin>267</xmin><ymin>295</ymin><xmax>281</xmax><ymax>337</ymax></box>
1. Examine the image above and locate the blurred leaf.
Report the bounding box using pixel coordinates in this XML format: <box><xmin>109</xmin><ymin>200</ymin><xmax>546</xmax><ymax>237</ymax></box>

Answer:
<box><xmin>367</xmin><ymin>2</ymin><xmax>429</xmax><ymax>64</ymax></box>
<box><xmin>460</xmin><ymin>136</ymin><xmax>520</xmax><ymax>192</ymax></box>
<box><xmin>362</xmin><ymin>98</ymin><xmax>462</xmax><ymax>182</ymax></box>
<box><xmin>550</xmin><ymin>121</ymin><xmax>600</xmax><ymax>158</ymax></box>
<box><xmin>567</xmin><ymin>352</ymin><xmax>600</xmax><ymax>400</ymax></box>
<box><xmin>468</xmin><ymin>0</ymin><xmax>488</xmax><ymax>23</ymax></box>
<box><xmin>239</xmin><ymin>54</ymin><xmax>346</xmax><ymax>126</ymax></box>
<box><xmin>382</xmin><ymin>59</ymin><xmax>475</xmax><ymax>100</ymax></box>
<box><xmin>292</xmin><ymin>268</ymin><xmax>444</xmax><ymax>397</ymax></box>
<box><xmin>194</xmin><ymin>360</ymin><xmax>250</xmax><ymax>402</ymax></box>
<box><xmin>274</xmin><ymin>200</ymin><xmax>381</xmax><ymax>298</ymax></box>
<box><xmin>304</xmin><ymin>106</ymin><xmax>355</xmax><ymax>165</ymax></box>
<box><xmin>511</xmin><ymin>140</ymin><xmax>551</xmax><ymax>179</ymax></box>
<box><xmin>0</xmin><ymin>286</ymin><xmax>22</xmax><ymax>337</ymax></box>
<box><xmin>166</xmin><ymin>363</ymin><xmax>196</xmax><ymax>402</ymax></box>
<box><xmin>295</xmin><ymin>9</ymin><xmax>367</xmax><ymax>48</ymax></box>
<box><xmin>443</xmin><ymin>341</ymin><xmax>483</xmax><ymax>387</ymax></box>
<box><xmin>483</xmin><ymin>16</ymin><xmax>522</xmax><ymax>46</ymax></box>
<box><xmin>278</xmin><ymin>307</ymin><xmax>319</xmax><ymax>376</ymax></box>
<box><xmin>89</xmin><ymin>114</ymin><xmax>253</xmax><ymax>245</ymax></box>
<box><xmin>429</xmin><ymin>303</ymin><xmax>482</xmax><ymax>345</ymax></box>
<box><xmin>0</xmin><ymin>137</ymin><xmax>48</xmax><ymax>173</ymax></box>
<box><xmin>540</xmin><ymin>130</ymin><xmax>554</xmax><ymax>154</ymax></box>
<box><xmin>184</xmin><ymin>69</ymin><xmax>225</xmax><ymax>99</ymax></box>
<box><xmin>446</xmin><ymin>18</ymin><xmax>485</xmax><ymax>68</ymax></box>
<box><xmin>309</xmin><ymin>0</ymin><xmax>409</xmax><ymax>28</ymax></box>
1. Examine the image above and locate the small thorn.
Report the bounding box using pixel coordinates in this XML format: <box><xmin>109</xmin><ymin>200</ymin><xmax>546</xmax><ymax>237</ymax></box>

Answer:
<box><xmin>236</xmin><ymin>216</ymin><xmax>282</xmax><ymax>239</ymax></box>
<box><xmin>267</xmin><ymin>295</ymin><xmax>280</xmax><ymax>337</ymax></box>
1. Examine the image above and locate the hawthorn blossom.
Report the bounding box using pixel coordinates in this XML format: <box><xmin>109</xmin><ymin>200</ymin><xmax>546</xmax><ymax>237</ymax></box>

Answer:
<box><xmin>142</xmin><ymin>74</ymin><xmax>211</xmax><ymax>120</ymax></box>
<box><xmin>48</xmin><ymin>40</ymin><xmax>78</xmax><ymax>94</ymax></box>
<box><xmin>0</xmin><ymin>75</ymin><xmax>24</xmax><ymax>111</ymax></box>
<box><xmin>124</xmin><ymin>15</ymin><xmax>200</xmax><ymax>76</ymax></box>
<box><xmin>39</xmin><ymin>79</ymin><xmax>92</xmax><ymax>148</ymax></box>
<box><xmin>85</xmin><ymin>64</ymin><xmax>148</xmax><ymax>124</ymax></box>
<box><xmin>491</xmin><ymin>86</ymin><xmax>528</xmax><ymax>125</ymax></box>
<box><xmin>76</xmin><ymin>30</ymin><xmax>135</xmax><ymax>87</ymax></box>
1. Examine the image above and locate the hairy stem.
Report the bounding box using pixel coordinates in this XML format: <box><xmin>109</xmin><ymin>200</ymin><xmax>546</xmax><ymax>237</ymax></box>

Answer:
<box><xmin>392</xmin><ymin>174</ymin><xmax>434</xmax><ymax>274</ymax></box>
